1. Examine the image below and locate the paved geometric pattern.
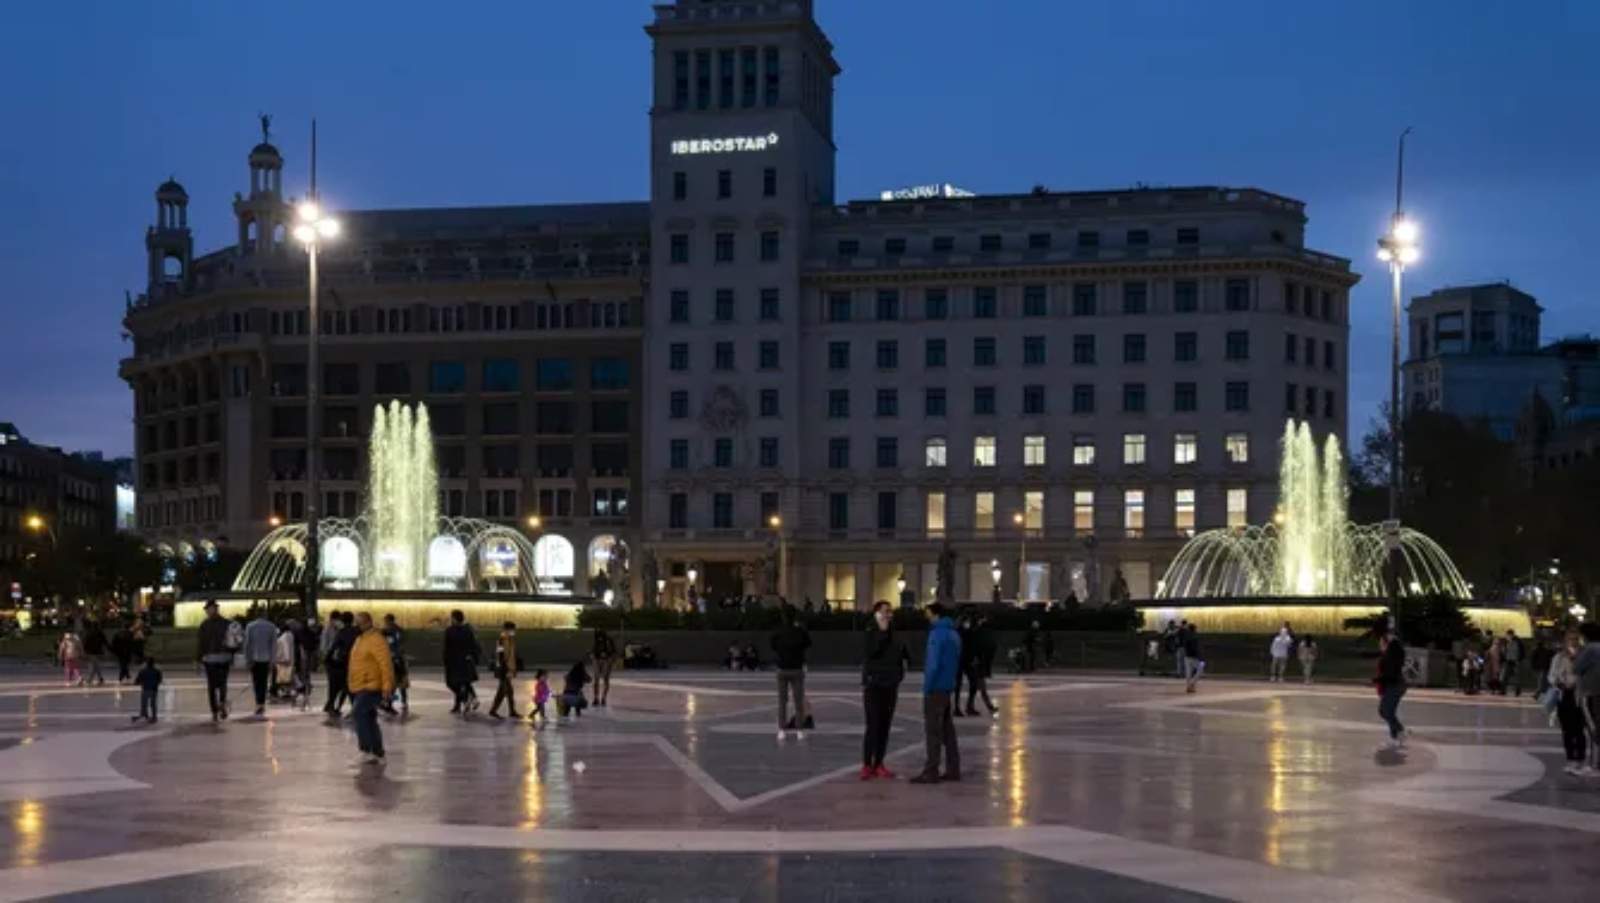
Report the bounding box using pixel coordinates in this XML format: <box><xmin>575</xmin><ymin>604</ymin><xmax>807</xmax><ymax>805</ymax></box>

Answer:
<box><xmin>1</xmin><ymin>666</ymin><xmax>1595</xmax><ymax>901</ymax></box>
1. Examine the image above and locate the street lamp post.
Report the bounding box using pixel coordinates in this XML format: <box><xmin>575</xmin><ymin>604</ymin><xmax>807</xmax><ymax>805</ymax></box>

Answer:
<box><xmin>768</xmin><ymin>514</ymin><xmax>786</xmax><ymax>601</ymax></box>
<box><xmin>1376</xmin><ymin>127</ymin><xmax>1419</xmax><ymax>613</ymax></box>
<box><xmin>990</xmin><ymin>559</ymin><xmax>1002</xmax><ymax>605</ymax></box>
<box><xmin>1012</xmin><ymin>511</ymin><xmax>1027</xmax><ymax>602</ymax></box>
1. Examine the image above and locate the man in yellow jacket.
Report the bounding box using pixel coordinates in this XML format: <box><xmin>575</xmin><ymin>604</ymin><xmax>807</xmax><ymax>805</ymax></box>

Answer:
<box><xmin>347</xmin><ymin>612</ymin><xmax>396</xmax><ymax>767</ymax></box>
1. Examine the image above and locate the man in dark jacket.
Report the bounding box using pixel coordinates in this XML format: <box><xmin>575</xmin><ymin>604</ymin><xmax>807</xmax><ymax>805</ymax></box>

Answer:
<box><xmin>1375</xmin><ymin>631</ymin><xmax>1409</xmax><ymax>749</ymax></box>
<box><xmin>771</xmin><ymin>606</ymin><xmax>812</xmax><ymax>732</ymax></box>
<box><xmin>323</xmin><ymin>613</ymin><xmax>358</xmax><ymax>717</ymax></box>
<box><xmin>82</xmin><ymin>620</ymin><xmax>109</xmax><ymax>686</ymax></box>
<box><xmin>860</xmin><ymin>601</ymin><xmax>908</xmax><ymax>779</ymax></box>
<box><xmin>912</xmin><ymin>603</ymin><xmax>962</xmax><ymax>784</ymax></box>
<box><xmin>195</xmin><ymin>600</ymin><xmax>233</xmax><ymax>721</ymax></box>
<box><xmin>442</xmin><ymin>609</ymin><xmax>483</xmax><ymax>714</ymax></box>
<box><xmin>964</xmin><ymin>613</ymin><xmax>998</xmax><ymax>716</ymax></box>
<box><xmin>111</xmin><ymin>622</ymin><xmax>135</xmax><ymax>683</ymax></box>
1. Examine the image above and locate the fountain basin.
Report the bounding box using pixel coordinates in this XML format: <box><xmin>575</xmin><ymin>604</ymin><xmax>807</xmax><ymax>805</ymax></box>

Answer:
<box><xmin>1135</xmin><ymin>596</ymin><xmax>1530</xmax><ymax>637</ymax></box>
<box><xmin>176</xmin><ymin>589</ymin><xmax>587</xmax><ymax>630</ymax></box>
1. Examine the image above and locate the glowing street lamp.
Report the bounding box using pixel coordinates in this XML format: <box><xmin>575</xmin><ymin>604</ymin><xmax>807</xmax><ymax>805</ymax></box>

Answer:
<box><xmin>1571</xmin><ymin>604</ymin><xmax>1588</xmax><ymax>621</ymax></box>
<box><xmin>25</xmin><ymin>514</ymin><xmax>56</xmax><ymax>548</ymax></box>
<box><xmin>990</xmin><ymin>559</ymin><xmax>1003</xmax><ymax>604</ymax></box>
<box><xmin>1375</xmin><ymin>127</ymin><xmax>1420</xmax><ymax>530</ymax></box>
<box><xmin>526</xmin><ymin>514</ymin><xmax>543</xmax><ymax>531</ymax></box>
<box><xmin>268</xmin><ymin>515</ymin><xmax>283</xmax><ymax>528</ymax></box>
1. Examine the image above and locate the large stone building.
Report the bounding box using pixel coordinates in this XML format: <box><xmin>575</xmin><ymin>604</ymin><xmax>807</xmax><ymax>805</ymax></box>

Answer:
<box><xmin>0</xmin><ymin>422</ymin><xmax>120</xmax><ymax>603</ymax></box>
<box><xmin>122</xmin><ymin>0</ymin><xmax>1357</xmax><ymax>607</ymax></box>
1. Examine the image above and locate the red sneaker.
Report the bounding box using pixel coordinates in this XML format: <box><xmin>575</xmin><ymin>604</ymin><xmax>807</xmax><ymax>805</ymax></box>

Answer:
<box><xmin>858</xmin><ymin>766</ymin><xmax>876</xmax><ymax>781</ymax></box>
<box><xmin>873</xmin><ymin>765</ymin><xmax>897</xmax><ymax>780</ymax></box>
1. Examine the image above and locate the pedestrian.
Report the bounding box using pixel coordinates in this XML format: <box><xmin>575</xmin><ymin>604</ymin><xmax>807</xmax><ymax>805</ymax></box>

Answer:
<box><xmin>953</xmin><ymin>610</ymin><xmax>973</xmax><ymax>715</ymax></box>
<box><xmin>82</xmin><ymin>620</ymin><xmax>108</xmax><ymax>686</ymax></box>
<box><xmin>1169</xmin><ymin>620</ymin><xmax>1187</xmax><ymax>679</ymax></box>
<box><xmin>57</xmin><ymin>629</ymin><xmax>84</xmax><ymax>686</ymax></box>
<box><xmin>1297</xmin><ymin>634</ymin><xmax>1319</xmax><ymax>684</ymax></box>
<box><xmin>530</xmin><ymin>669</ymin><xmax>551</xmax><ymax>726</ymax></box>
<box><xmin>488</xmin><ymin>621</ymin><xmax>522</xmax><ymax>719</ymax></box>
<box><xmin>324</xmin><ymin>612</ymin><xmax>358</xmax><ymax>718</ymax></box>
<box><xmin>1531</xmin><ymin>636</ymin><xmax>1556</xmax><ymax>701</ymax></box>
<box><xmin>243</xmin><ymin>609</ymin><xmax>277</xmax><ymax>716</ymax></box>
<box><xmin>273</xmin><ymin>621</ymin><xmax>299</xmax><ymax>704</ymax></box>
<box><xmin>130</xmin><ymin>615</ymin><xmax>149</xmax><ymax>665</ymax></box>
<box><xmin>860</xmin><ymin>600</ymin><xmax>908</xmax><ymax>780</ymax></box>
<box><xmin>1574</xmin><ymin>623</ymin><xmax>1600</xmax><ymax>776</ymax></box>
<box><xmin>196</xmin><ymin>600</ymin><xmax>233</xmax><ymax>720</ymax></box>
<box><xmin>111</xmin><ymin>621</ymin><xmax>134</xmax><ymax>683</ymax></box>
<box><xmin>132</xmin><ymin>656</ymin><xmax>163</xmax><ymax>723</ymax></box>
<box><xmin>1023</xmin><ymin>620</ymin><xmax>1041</xmax><ymax>673</ymax></box>
<box><xmin>346</xmin><ymin>612</ymin><xmax>396</xmax><ymax>768</ymax></box>
<box><xmin>559</xmin><ymin>660</ymin><xmax>591</xmax><ymax>723</ymax></box>
<box><xmin>964</xmin><ymin>611</ymin><xmax>998</xmax><ymax>717</ymax></box>
<box><xmin>381</xmin><ymin>614</ymin><xmax>410</xmax><ymax>716</ymax></box>
<box><xmin>1181</xmin><ymin>622</ymin><xmax>1205</xmax><ymax>693</ymax></box>
<box><xmin>1268</xmin><ymin>624</ymin><xmax>1293</xmax><ymax>682</ymax></box>
<box><xmin>1375</xmin><ymin>631</ymin><xmax>1409</xmax><ymax>750</ymax></box>
<box><xmin>592</xmin><ymin>628</ymin><xmax>617</xmax><ymax>707</ymax></box>
<box><xmin>442</xmin><ymin>609</ymin><xmax>482</xmax><ymax>715</ymax></box>
<box><xmin>910</xmin><ymin>603</ymin><xmax>962</xmax><ymax>784</ymax></box>
<box><xmin>1485</xmin><ymin>636</ymin><xmax>1504</xmax><ymax>695</ymax></box>
<box><xmin>1503</xmin><ymin>629</ymin><xmax>1525</xmax><ymax>697</ymax></box>
<box><xmin>1547</xmin><ymin>630</ymin><xmax>1588</xmax><ymax>775</ymax></box>
<box><xmin>771</xmin><ymin>605</ymin><xmax>812</xmax><ymax>734</ymax></box>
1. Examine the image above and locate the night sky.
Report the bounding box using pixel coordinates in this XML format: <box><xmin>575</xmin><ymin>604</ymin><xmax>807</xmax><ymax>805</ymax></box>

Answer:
<box><xmin>1</xmin><ymin>0</ymin><xmax>1594</xmax><ymax>457</ymax></box>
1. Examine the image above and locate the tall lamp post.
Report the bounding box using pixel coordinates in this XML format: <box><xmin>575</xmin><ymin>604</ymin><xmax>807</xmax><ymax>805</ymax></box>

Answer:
<box><xmin>1375</xmin><ymin>127</ymin><xmax>1419</xmax><ymax>610</ymax></box>
<box><xmin>1012</xmin><ymin>511</ymin><xmax>1027</xmax><ymax>602</ymax></box>
<box><xmin>291</xmin><ymin>129</ymin><xmax>341</xmax><ymax>621</ymax></box>
<box><xmin>768</xmin><ymin>514</ymin><xmax>786</xmax><ymax>601</ymax></box>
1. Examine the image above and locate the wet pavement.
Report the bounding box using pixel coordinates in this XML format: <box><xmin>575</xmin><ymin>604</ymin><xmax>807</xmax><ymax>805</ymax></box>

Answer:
<box><xmin>0</xmin><ymin>667</ymin><xmax>1596</xmax><ymax>900</ymax></box>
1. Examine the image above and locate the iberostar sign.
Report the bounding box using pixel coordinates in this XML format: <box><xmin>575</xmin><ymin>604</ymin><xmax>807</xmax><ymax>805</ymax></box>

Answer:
<box><xmin>670</xmin><ymin>133</ymin><xmax>780</xmax><ymax>155</ymax></box>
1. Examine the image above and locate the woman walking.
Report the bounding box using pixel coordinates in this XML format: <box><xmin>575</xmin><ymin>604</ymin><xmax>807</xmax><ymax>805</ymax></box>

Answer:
<box><xmin>592</xmin><ymin>628</ymin><xmax>617</xmax><ymax>707</ymax></box>
<box><xmin>58</xmin><ymin>629</ymin><xmax>84</xmax><ymax>686</ymax></box>
<box><xmin>1375</xmin><ymin>631</ymin><xmax>1409</xmax><ymax>750</ymax></box>
<box><xmin>1548</xmin><ymin>630</ymin><xmax>1588</xmax><ymax>775</ymax></box>
<box><xmin>1298</xmin><ymin>635</ymin><xmax>1319</xmax><ymax>685</ymax></box>
<box><xmin>860</xmin><ymin>601</ymin><xmax>907</xmax><ymax>780</ymax></box>
<box><xmin>442</xmin><ymin>609</ymin><xmax>482</xmax><ymax>715</ymax></box>
<box><xmin>488</xmin><ymin>621</ymin><xmax>521</xmax><ymax>719</ymax></box>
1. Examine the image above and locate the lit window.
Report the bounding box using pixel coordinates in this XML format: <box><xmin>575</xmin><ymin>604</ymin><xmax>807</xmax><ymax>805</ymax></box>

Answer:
<box><xmin>1227</xmin><ymin>488</ymin><xmax>1249</xmax><ymax>528</ymax></box>
<box><xmin>925</xmin><ymin>491</ymin><xmax>946</xmax><ymax>538</ymax></box>
<box><xmin>1123</xmin><ymin>433</ymin><xmax>1146</xmax><ymax>466</ymax></box>
<box><xmin>975</xmin><ymin>491</ymin><xmax>995</xmax><ymax>531</ymax></box>
<box><xmin>1175</xmin><ymin>488</ymin><xmax>1196</xmax><ymax>537</ymax></box>
<box><xmin>1124</xmin><ymin>489</ymin><xmax>1145</xmax><ymax>537</ymax></box>
<box><xmin>1023</xmin><ymin>434</ymin><xmax>1046</xmax><ymax>467</ymax></box>
<box><xmin>1072</xmin><ymin>436</ymin><xmax>1095</xmax><ymax>466</ymax></box>
<box><xmin>973</xmin><ymin>436</ymin><xmax>996</xmax><ymax>467</ymax></box>
<box><xmin>925</xmin><ymin>437</ymin><xmax>947</xmax><ymax>468</ymax></box>
<box><xmin>1174</xmin><ymin>432</ymin><xmax>1197</xmax><ymax>465</ymax></box>
<box><xmin>1024</xmin><ymin>490</ymin><xmax>1044</xmax><ymax>530</ymax></box>
<box><xmin>1226</xmin><ymin>432</ymin><xmax>1250</xmax><ymax>463</ymax></box>
<box><xmin>1074</xmin><ymin>490</ymin><xmax>1094</xmax><ymax>532</ymax></box>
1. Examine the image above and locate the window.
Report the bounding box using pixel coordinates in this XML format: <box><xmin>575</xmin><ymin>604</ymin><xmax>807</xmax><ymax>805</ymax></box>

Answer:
<box><xmin>1124</xmin><ymin>490</ymin><xmax>1146</xmax><ymax>537</ymax></box>
<box><xmin>973</xmin><ymin>436</ymin><xmax>997</xmax><ymax>467</ymax></box>
<box><xmin>714</xmin><ymin>288</ymin><xmax>735</xmax><ymax>322</ymax></box>
<box><xmin>924</xmin><ymin>289</ymin><xmax>949</xmax><ymax>320</ymax></box>
<box><xmin>1073</xmin><ymin>334</ymin><xmax>1096</xmax><ymax>365</ymax></box>
<box><xmin>877</xmin><ymin>491</ymin><xmax>898</xmax><ymax>531</ymax></box>
<box><xmin>926</xmin><ymin>491</ymin><xmax>946</xmax><ymax>538</ymax></box>
<box><xmin>428</xmin><ymin>361</ymin><xmax>465</xmax><ymax>393</ymax></box>
<box><xmin>828</xmin><ymin>292</ymin><xmax>851</xmax><ymax>322</ymax></box>
<box><xmin>1077</xmin><ymin>230</ymin><xmax>1100</xmax><ymax>250</ymax></box>
<box><xmin>1225</xmin><ymin>330</ymin><xmax>1250</xmax><ymax>361</ymax></box>
<box><xmin>668</xmin><ymin>343</ymin><xmax>689</xmax><ymax>372</ymax></box>
<box><xmin>1123</xmin><ymin>281</ymin><xmax>1148</xmax><ymax>314</ymax></box>
<box><xmin>1123</xmin><ymin>433</ymin><xmax>1147</xmax><ymax>465</ymax></box>
<box><xmin>759</xmin><ymin>231</ymin><xmax>780</xmax><ymax>262</ymax></box>
<box><xmin>712</xmin><ymin>493</ymin><xmax>733</xmax><ymax>529</ymax></box>
<box><xmin>1227</xmin><ymin>488</ymin><xmax>1248</xmax><ymax>528</ymax></box>
<box><xmin>827</xmin><ymin>389</ymin><xmax>849</xmax><ymax>418</ymax></box>
<box><xmin>759</xmin><ymin>492</ymin><xmax>779</xmax><ymax>524</ymax></box>
<box><xmin>759</xmin><ymin>389</ymin><xmax>779</xmax><ymax>418</ymax></box>
<box><xmin>1072</xmin><ymin>436</ymin><xmax>1095</xmax><ymax>466</ymax></box>
<box><xmin>973</xmin><ymin>337</ymin><xmax>996</xmax><ymax>367</ymax></box>
<box><xmin>932</xmin><ymin>235</ymin><xmax>954</xmax><ymax>253</ymax></box>
<box><xmin>672</xmin><ymin>171</ymin><xmax>687</xmax><ymax>200</ymax></box>
<box><xmin>1123</xmin><ymin>333</ymin><xmax>1146</xmax><ymax>363</ymax></box>
<box><xmin>1225</xmin><ymin>381</ymin><xmax>1249</xmax><ymax>412</ymax></box>
<box><xmin>1177</xmin><ymin>227</ymin><xmax>1199</xmax><ymax>246</ymax></box>
<box><xmin>979</xmin><ymin>233</ymin><xmax>1002</xmax><ymax>252</ymax></box>
<box><xmin>1127</xmin><ymin>228</ymin><xmax>1150</xmax><ymax>247</ymax></box>
<box><xmin>973</xmin><ymin>386</ymin><xmax>996</xmax><ymax>415</ymax></box>
<box><xmin>1285</xmin><ymin>281</ymin><xmax>1298</xmax><ymax>314</ymax></box>
<box><xmin>672</xmin><ymin>51</ymin><xmax>689</xmax><ymax>109</ymax></box>
<box><xmin>708</xmin><ymin>438</ymin><xmax>732</xmax><ymax>468</ymax></box>
<box><xmin>875</xmin><ymin>289</ymin><xmax>899</xmax><ymax>321</ymax></box>
<box><xmin>1226</xmin><ymin>432</ymin><xmax>1250</xmax><ymax>463</ymax></box>
<box><xmin>975</xmin><ymin>491</ymin><xmax>995</xmax><ymax>531</ymax></box>
<box><xmin>828</xmin><ymin>437</ymin><xmax>850</xmax><ymax>469</ymax></box>
<box><xmin>323</xmin><ymin>363</ymin><xmax>359</xmax><ymax>396</ymax></box>
<box><xmin>924</xmin><ymin>387</ymin><xmax>947</xmax><ymax>417</ymax></box>
<box><xmin>876</xmin><ymin>388</ymin><xmax>899</xmax><ymax>417</ymax></box>
<box><xmin>717</xmin><ymin>169</ymin><xmax>732</xmax><ymax>199</ymax></box>
<box><xmin>760</xmin><ymin>288</ymin><xmax>780</xmax><ymax>321</ymax></box>
<box><xmin>1175</xmin><ymin>489</ymin><xmax>1196</xmax><ymax>537</ymax></box>
<box><xmin>1072</xmin><ymin>283</ymin><xmax>1097</xmax><ymax>316</ymax></box>
<box><xmin>1027</xmin><ymin>232</ymin><xmax>1052</xmax><ymax>250</ymax></box>
<box><xmin>1324</xmin><ymin>340</ymin><xmax>1337</xmax><ymax>371</ymax></box>
<box><xmin>973</xmin><ymin>286</ymin><xmax>997</xmax><ymax>319</ymax></box>
<box><xmin>1074</xmin><ymin>490</ymin><xmax>1094</xmax><ymax>532</ymax></box>
<box><xmin>876</xmin><ymin>340</ymin><xmax>898</xmax><ymax>370</ymax></box>
<box><xmin>374</xmin><ymin>362</ymin><xmax>410</xmax><ymax>395</ymax></box>
<box><xmin>1023</xmin><ymin>285</ymin><xmax>1047</xmax><ymax>317</ymax></box>
<box><xmin>713</xmin><ymin>341</ymin><xmax>734</xmax><ymax>371</ymax></box>
<box><xmin>837</xmin><ymin>239</ymin><xmax>859</xmax><ymax>258</ymax></box>
<box><xmin>1324</xmin><ymin>389</ymin><xmax>1335</xmax><ymax>419</ymax></box>
<box><xmin>1285</xmin><ymin>332</ymin><xmax>1298</xmax><ymax>363</ymax></box>
<box><xmin>1225</xmin><ymin>278</ymin><xmax>1250</xmax><ymax>311</ymax></box>
<box><xmin>714</xmin><ymin>232</ymin><xmax>735</xmax><ymax>263</ymax></box>
<box><xmin>591</xmin><ymin>357</ymin><xmax>630</xmax><ymax>390</ymax></box>
<box><xmin>669</xmin><ymin>289</ymin><xmax>690</xmax><ymax>323</ymax></box>
<box><xmin>1023</xmin><ymin>434</ymin><xmax>1046</xmax><ymax>467</ymax></box>
<box><xmin>669</xmin><ymin>439</ymin><xmax>688</xmax><ymax>470</ymax></box>
<box><xmin>876</xmin><ymin>437</ymin><xmax>898</xmax><ymax>468</ymax></box>
<box><xmin>591</xmin><ymin>400</ymin><xmax>629</xmax><ymax>433</ymax></box>
<box><xmin>884</xmin><ymin>237</ymin><xmax>906</xmax><ymax>257</ymax></box>
<box><xmin>763</xmin><ymin>45</ymin><xmax>779</xmax><ymax>105</ymax></box>
<box><xmin>483</xmin><ymin>403</ymin><xmax>519</xmax><ymax>436</ymax></box>
<box><xmin>669</xmin><ymin>493</ymin><xmax>687</xmax><ymax>529</ymax></box>
<box><xmin>1285</xmin><ymin>382</ymin><xmax>1298</xmax><ymax>414</ymax></box>
<box><xmin>1072</xmin><ymin>383</ymin><xmax>1095</xmax><ymax>414</ymax></box>
<box><xmin>924</xmin><ymin>437</ymin><xmax>947</xmax><ymax>467</ymax></box>
<box><xmin>1122</xmin><ymin>383</ymin><xmax>1146</xmax><ymax>413</ymax></box>
<box><xmin>1173</xmin><ymin>280</ymin><xmax>1198</xmax><ymax>313</ymax></box>
<box><xmin>829</xmin><ymin>492</ymin><xmax>850</xmax><ymax>531</ymax></box>
<box><xmin>758</xmin><ymin>341</ymin><xmax>779</xmax><ymax>370</ymax></box>
<box><xmin>925</xmin><ymin>338</ymin><xmax>947</xmax><ymax>368</ymax></box>
<box><xmin>763</xmin><ymin>167</ymin><xmax>777</xmax><ymax>197</ymax></box>
<box><xmin>1023</xmin><ymin>335</ymin><xmax>1046</xmax><ymax>365</ymax></box>
<box><xmin>1174</xmin><ymin>331</ymin><xmax>1198</xmax><ymax>363</ymax></box>
<box><xmin>536</xmin><ymin>358</ymin><xmax>574</xmax><ymax>391</ymax></box>
<box><xmin>828</xmin><ymin>341</ymin><xmax>850</xmax><ymax>370</ymax></box>
<box><xmin>1022</xmin><ymin>384</ymin><xmax>1045</xmax><ymax>414</ymax></box>
<box><xmin>1024</xmin><ymin>490</ymin><xmax>1044</xmax><ymax>530</ymax></box>
<box><xmin>669</xmin><ymin>390</ymin><xmax>688</xmax><ymax>419</ymax></box>
<box><xmin>670</xmin><ymin>233</ymin><xmax>689</xmax><ymax>264</ymax></box>
<box><xmin>1174</xmin><ymin>381</ymin><xmax>1198</xmax><ymax>412</ymax></box>
<box><xmin>1174</xmin><ymin>432</ymin><xmax>1197</xmax><ymax>465</ymax></box>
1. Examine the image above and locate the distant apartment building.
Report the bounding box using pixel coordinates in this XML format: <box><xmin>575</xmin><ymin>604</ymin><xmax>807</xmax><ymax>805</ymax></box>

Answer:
<box><xmin>0</xmin><ymin>422</ymin><xmax>119</xmax><ymax>600</ymax></box>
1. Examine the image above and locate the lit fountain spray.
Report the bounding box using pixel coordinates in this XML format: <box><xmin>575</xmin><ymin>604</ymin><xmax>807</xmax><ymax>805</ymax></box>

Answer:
<box><xmin>363</xmin><ymin>401</ymin><xmax>439</xmax><ymax>590</ymax></box>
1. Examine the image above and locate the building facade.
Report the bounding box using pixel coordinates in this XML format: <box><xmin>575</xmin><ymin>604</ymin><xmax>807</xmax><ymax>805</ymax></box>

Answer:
<box><xmin>123</xmin><ymin>0</ymin><xmax>1358</xmax><ymax>607</ymax></box>
<box><xmin>0</xmin><ymin>422</ymin><xmax>119</xmax><ymax>602</ymax></box>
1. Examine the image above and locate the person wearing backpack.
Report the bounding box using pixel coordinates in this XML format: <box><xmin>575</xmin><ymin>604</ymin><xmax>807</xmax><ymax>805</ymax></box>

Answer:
<box><xmin>195</xmin><ymin>600</ymin><xmax>234</xmax><ymax>721</ymax></box>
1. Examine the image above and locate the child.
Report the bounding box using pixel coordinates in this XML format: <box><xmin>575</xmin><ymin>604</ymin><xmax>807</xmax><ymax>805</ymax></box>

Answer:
<box><xmin>558</xmin><ymin>661</ymin><xmax>590</xmax><ymax>723</ymax></box>
<box><xmin>58</xmin><ymin>630</ymin><xmax>84</xmax><ymax>686</ymax></box>
<box><xmin>133</xmin><ymin>657</ymin><xmax>163</xmax><ymax>723</ymax></box>
<box><xmin>529</xmin><ymin>669</ymin><xmax>551</xmax><ymax>725</ymax></box>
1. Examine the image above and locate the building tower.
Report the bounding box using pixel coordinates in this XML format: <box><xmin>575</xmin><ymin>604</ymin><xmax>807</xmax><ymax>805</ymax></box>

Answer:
<box><xmin>232</xmin><ymin>114</ymin><xmax>289</xmax><ymax>257</ymax></box>
<box><xmin>145</xmin><ymin>177</ymin><xmax>193</xmax><ymax>292</ymax></box>
<box><xmin>643</xmin><ymin>0</ymin><xmax>840</xmax><ymax>602</ymax></box>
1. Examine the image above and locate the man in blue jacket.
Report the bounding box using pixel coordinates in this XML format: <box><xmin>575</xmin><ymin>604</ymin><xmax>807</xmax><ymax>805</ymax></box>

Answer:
<box><xmin>912</xmin><ymin>603</ymin><xmax>963</xmax><ymax>784</ymax></box>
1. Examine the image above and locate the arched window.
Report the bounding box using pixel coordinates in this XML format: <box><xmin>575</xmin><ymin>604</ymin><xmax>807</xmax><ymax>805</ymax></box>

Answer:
<box><xmin>532</xmin><ymin>534</ymin><xmax>575</xmax><ymax>595</ymax></box>
<box><xmin>588</xmin><ymin>534</ymin><xmax>623</xmax><ymax>577</ymax></box>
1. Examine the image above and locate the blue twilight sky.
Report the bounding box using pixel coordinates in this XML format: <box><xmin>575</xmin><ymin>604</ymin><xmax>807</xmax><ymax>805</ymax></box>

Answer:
<box><xmin>1</xmin><ymin>1</ymin><xmax>1596</xmax><ymax>457</ymax></box>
